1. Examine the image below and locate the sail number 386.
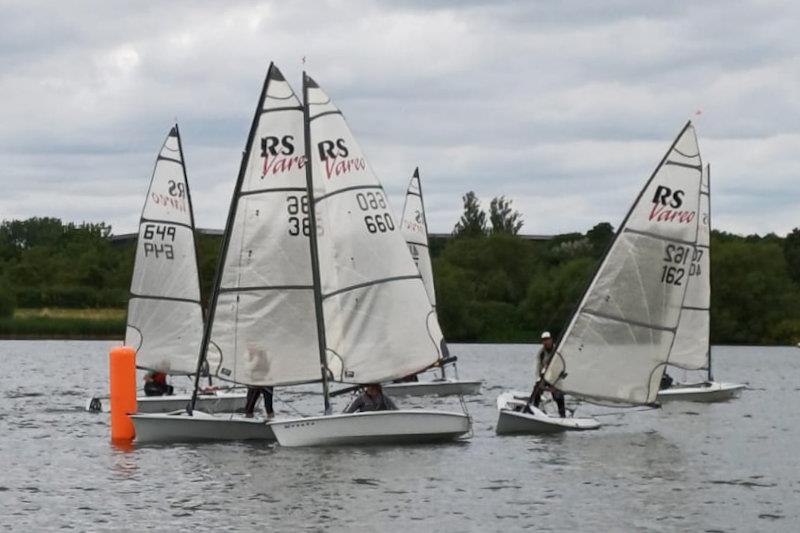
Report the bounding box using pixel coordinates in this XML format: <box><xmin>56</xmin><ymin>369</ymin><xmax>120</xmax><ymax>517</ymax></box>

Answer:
<box><xmin>356</xmin><ymin>191</ymin><xmax>394</xmax><ymax>234</ymax></box>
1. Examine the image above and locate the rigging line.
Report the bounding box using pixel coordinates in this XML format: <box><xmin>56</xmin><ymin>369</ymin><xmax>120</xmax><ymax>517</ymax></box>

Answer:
<box><xmin>314</xmin><ymin>184</ymin><xmax>382</xmax><ymax>204</ymax></box>
<box><xmin>322</xmin><ymin>274</ymin><xmax>422</xmax><ymax>300</ymax></box>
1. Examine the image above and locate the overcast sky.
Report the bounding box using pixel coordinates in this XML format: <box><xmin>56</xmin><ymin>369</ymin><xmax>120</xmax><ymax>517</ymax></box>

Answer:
<box><xmin>2</xmin><ymin>0</ymin><xmax>799</xmax><ymax>236</ymax></box>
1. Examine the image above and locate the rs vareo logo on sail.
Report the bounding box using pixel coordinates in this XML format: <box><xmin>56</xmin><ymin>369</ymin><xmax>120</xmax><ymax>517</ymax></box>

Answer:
<box><xmin>317</xmin><ymin>138</ymin><xmax>367</xmax><ymax>179</ymax></box>
<box><xmin>649</xmin><ymin>185</ymin><xmax>695</xmax><ymax>224</ymax></box>
<box><xmin>261</xmin><ymin>135</ymin><xmax>305</xmax><ymax>177</ymax></box>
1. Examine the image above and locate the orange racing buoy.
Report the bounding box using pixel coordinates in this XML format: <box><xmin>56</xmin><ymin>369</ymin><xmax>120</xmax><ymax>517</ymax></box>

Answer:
<box><xmin>109</xmin><ymin>346</ymin><xmax>137</xmax><ymax>442</ymax></box>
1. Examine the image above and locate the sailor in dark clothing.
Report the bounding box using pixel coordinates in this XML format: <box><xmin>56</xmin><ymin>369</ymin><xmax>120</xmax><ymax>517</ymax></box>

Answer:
<box><xmin>244</xmin><ymin>386</ymin><xmax>274</xmax><ymax>419</ymax></box>
<box><xmin>345</xmin><ymin>384</ymin><xmax>398</xmax><ymax>413</ymax></box>
<box><xmin>144</xmin><ymin>370</ymin><xmax>174</xmax><ymax>396</ymax></box>
<box><xmin>528</xmin><ymin>331</ymin><xmax>567</xmax><ymax>418</ymax></box>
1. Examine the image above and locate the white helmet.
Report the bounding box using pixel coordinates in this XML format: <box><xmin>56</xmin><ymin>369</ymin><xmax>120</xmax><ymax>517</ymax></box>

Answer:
<box><xmin>540</xmin><ymin>331</ymin><xmax>552</xmax><ymax>339</ymax></box>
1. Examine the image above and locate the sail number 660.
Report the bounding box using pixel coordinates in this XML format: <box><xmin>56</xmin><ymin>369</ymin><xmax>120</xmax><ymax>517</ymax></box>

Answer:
<box><xmin>356</xmin><ymin>191</ymin><xmax>394</xmax><ymax>234</ymax></box>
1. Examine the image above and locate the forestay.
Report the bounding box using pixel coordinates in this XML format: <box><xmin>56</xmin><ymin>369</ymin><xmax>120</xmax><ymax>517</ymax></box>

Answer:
<box><xmin>126</xmin><ymin>125</ymin><xmax>203</xmax><ymax>375</ymax></box>
<box><xmin>305</xmin><ymin>75</ymin><xmax>445</xmax><ymax>384</ymax></box>
<box><xmin>209</xmin><ymin>65</ymin><xmax>321</xmax><ymax>386</ymax></box>
<box><xmin>544</xmin><ymin>122</ymin><xmax>703</xmax><ymax>405</ymax></box>
<box><xmin>668</xmin><ymin>164</ymin><xmax>711</xmax><ymax>370</ymax></box>
<box><xmin>401</xmin><ymin>168</ymin><xmax>436</xmax><ymax>307</ymax></box>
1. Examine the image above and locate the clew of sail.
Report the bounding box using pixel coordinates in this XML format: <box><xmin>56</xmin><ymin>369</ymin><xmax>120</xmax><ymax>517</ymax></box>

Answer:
<box><xmin>208</xmin><ymin>64</ymin><xmax>321</xmax><ymax>386</ymax></box>
<box><xmin>401</xmin><ymin>168</ymin><xmax>436</xmax><ymax>308</ymax></box>
<box><xmin>668</xmin><ymin>163</ymin><xmax>711</xmax><ymax>370</ymax></box>
<box><xmin>544</xmin><ymin>122</ymin><xmax>703</xmax><ymax>405</ymax></box>
<box><xmin>305</xmin><ymin>75</ymin><xmax>444</xmax><ymax>384</ymax></box>
<box><xmin>125</xmin><ymin>125</ymin><xmax>204</xmax><ymax>375</ymax></box>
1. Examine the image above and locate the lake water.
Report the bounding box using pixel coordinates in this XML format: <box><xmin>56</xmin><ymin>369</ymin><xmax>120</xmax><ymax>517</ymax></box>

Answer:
<box><xmin>0</xmin><ymin>341</ymin><xmax>797</xmax><ymax>531</ymax></box>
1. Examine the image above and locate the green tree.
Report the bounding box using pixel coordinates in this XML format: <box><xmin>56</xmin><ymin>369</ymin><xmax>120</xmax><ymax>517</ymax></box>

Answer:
<box><xmin>783</xmin><ymin>227</ymin><xmax>800</xmax><ymax>283</ymax></box>
<box><xmin>489</xmin><ymin>196</ymin><xmax>523</xmax><ymax>235</ymax></box>
<box><xmin>586</xmin><ymin>222</ymin><xmax>614</xmax><ymax>257</ymax></box>
<box><xmin>453</xmin><ymin>191</ymin><xmax>487</xmax><ymax>238</ymax></box>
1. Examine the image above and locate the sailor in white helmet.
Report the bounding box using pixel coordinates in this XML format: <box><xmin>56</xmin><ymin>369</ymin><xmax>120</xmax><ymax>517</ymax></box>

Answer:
<box><xmin>527</xmin><ymin>331</ymin><xmax>566</xmax><ymax>418</ymax></box>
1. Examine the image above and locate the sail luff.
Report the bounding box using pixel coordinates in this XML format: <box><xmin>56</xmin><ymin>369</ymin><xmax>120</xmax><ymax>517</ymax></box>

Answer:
<box><xmin>189</xmin><ymin>64</ymin><xmax>276</xmax><ymax>414</ymax></box>
<box><xmin>303</xmin><ymin>72</ymin><xmax>332</xmax><ymax>414</ymax></box>
<box><xmin>706</xmin><ymin>163</ymin><xmax>714</xmax><ymax>382</ymax></box>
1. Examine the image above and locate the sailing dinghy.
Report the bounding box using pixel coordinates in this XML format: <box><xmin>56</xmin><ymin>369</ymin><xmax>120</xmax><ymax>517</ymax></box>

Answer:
<box><xmin>657</xmin><ymin>164</ymin><xmax>744</xmax><ymax>402</ymax></box>
<box><xmin>383</xmin><ymin>168</ymin><xmax>481</xmax><ymax>397</ymax></box>
<box><xmin>267</xmin><ymin>73</ymin><xmax>471</xmax><ymax>447</ymax></box>
<box><xmin>86</xmin><ymin>125</ymin><xmax>246</xmax><ymax>415</ymax></box>
<box><xmin>497</xmin><ymin>122</ymin><xmax>704</xmax><ymax>434</ymax></box>
<box><xmin>131</xmin><ymin>64</ymin><xmax>319</xmax><ymax>442</ymax></box>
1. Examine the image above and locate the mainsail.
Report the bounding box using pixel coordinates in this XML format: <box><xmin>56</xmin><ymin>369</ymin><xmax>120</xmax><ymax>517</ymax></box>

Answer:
<box><xmin>125</xmin><ymin>125</ymin><xmax>204</xmax><ymax>374</ymax></box>
<box><xmin>401</xmin><ymin>168</ymin><xmax>436</xmax><ymax>307</ymax></box>
<box><xmin>667</xmin><ymin>163</ymin><xmax>711</xmax><ymax>371</ymax></box>
<box><xmin>304</xmin><ymin>74</ymin><xmax>445</xmax><ymax>384</ymax></box>
<box><xmin>207</xmin><ymin>64</ymin><xmax>321</xmax><ymax>387</ymax></box>
<box><xmin>544</xmin><ymin>122</ymin><xmax>703</xmax><ymax>405</ymax></box>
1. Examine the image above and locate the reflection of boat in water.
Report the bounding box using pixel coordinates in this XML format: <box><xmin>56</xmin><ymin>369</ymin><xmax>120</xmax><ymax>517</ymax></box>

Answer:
<box><xmin>497</xmin><ymin>122</ymin><xmax>705</xmax><ymax>434</ymax></box>
<box><xmin>267</xmin><ymin>72</ymin><xmax>470</xmax><ymax>447</ymax></box>
<box><xmin>657</xmin><ymin>164</ymin><xmax>744</xmax><ymax>403</ymax></box>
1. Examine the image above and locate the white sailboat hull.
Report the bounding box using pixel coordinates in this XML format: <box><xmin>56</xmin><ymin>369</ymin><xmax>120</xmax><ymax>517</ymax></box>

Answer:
<box><xmin>657</xmin><ymin>381</ymin><xmax>744</xmax><ymax>403</ymax></box>
<box><xmin>269</xmin><ymin>410</ymin><xmax>471</xmax><ymax>447</ymax></box>
<box><xmin>495</xmin><ymin>391</ymin><xmax>600</xmax><ymax>434</ymax></box>
<box><xmin>85</xmin><ymin>391</ymin><xmax>247</xmax><ymax>414</ymax></box>
<box><xmin>383</xmin><ymin>379</ymin><xmax>482</xmax><ymax>397</ymax></box>
<box><xmin>130</xmin><ymin>410</ymin><xmax>275</xmax><ymax>443</ymax></box>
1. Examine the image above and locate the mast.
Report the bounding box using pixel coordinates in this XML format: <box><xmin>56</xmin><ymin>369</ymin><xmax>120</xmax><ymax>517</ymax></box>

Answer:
<box><xmin>302</xmin><ymin>72</ymin><xmax>332</xmax><ymax>415</ymax></box>
<box><xmin>706</xmin><ymin>163</ymin><xmax>714</xmax><ymax>382</ymax></box>
<box><xmin>174</xmin><ymin>123</ymin><xmax>212</xmax><ymax>387</ymax></box>
<box><xmin>188</xmin><ymin>64</ymin><xmax>274</xmax><ymax>414</ymax></box>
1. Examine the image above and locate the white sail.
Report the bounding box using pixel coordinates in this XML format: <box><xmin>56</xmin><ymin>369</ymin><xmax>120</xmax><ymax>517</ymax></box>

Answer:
<box><xmin>209</xmin><ymin>65</ymin><xmax>321</xmax><ymax>386</ymax></box>
<box><xmin>125</xmin><ymin>125</ymin><xmax>204</xmax><ymax>374</ymax></box>
<box><xmin>668</xmin><ymin>163</ymin><xmax>711</xmax><ymax>370</ymax></box>
<box><xmin>401</xmin><ymin>168</ymin><xmax>436</xmax><ymax>307</ymax></box>
<box><xmin>544</xmin><ymin>123</ymin><xmax>703</xmax><ymax>405</ymax></box>
<box><xmin>305</xmin><ymin>75</ymin><xmax>444</xmax><ymax>384</ymax></box>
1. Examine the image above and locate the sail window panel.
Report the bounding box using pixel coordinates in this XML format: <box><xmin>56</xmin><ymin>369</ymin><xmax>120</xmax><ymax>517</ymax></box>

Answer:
<box><xmin>220</xmin><ymin>193</ymin><xmax>313</xmax><ymax>290</ymax></box>
<box><xmin>670</xmin><ymin>308</ymin><xmax>710</xmax><ymax>370</ymax></box>
<box><xmin>126</xmin><ymin>298</ymin><xmax>203</xmax><ymax>374</ymax></box>
<box><xmin>130</xmin><ymin>223</ymin><xmax>200</xmax><ymax>301</ymax></box>
<box><xmin>583</xmin><ymin>232</ymin><xmax>689</xmax><ymax>331</ymax></box>
<box><xmin>322</xmin><ymin>278</ymin><xmax>443</xmax><ymax>384</ymax></box>
<box><xmin>550</xmin><ymin>313</ymin><xmax>671</xmax><ymax>404</ymax></box>
<box><xmin>211</xmin><ymin>290</ymin><xmax>321</xmax><ymax>386</ymax></box>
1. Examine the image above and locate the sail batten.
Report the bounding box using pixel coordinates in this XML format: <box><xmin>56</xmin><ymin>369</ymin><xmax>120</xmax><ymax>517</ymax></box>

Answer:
<box><xmin>125</xmin><ymin>125</ymin><xmax>204</xmax><ymax>375</ymax></box>
<box><xmin>544</xmin><ymin>122</ymin><xmax>703</xmax><ymax>405</ymax></box>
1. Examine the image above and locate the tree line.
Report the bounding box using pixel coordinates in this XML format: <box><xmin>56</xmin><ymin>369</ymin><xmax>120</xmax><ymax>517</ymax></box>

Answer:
<box><xmin>2</xmin><ymin>197</ymin><xmax>800</xmax><ymax>344</ymax></box>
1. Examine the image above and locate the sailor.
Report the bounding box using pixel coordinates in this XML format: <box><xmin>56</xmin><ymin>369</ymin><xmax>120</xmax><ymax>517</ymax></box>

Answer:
<box><xmin>528</xmin><ymin>331</ymin><xmax>566</xmax><ymax>418</ymax></box>
<box><xmin>344</xmin><ymin>383</ymin><xmax>398</xmax><ymax>413</ymax></box>
<box><xmin>143</xmin><ymin>370</ymin><xmax>174</xmax><ymax>396</ymax></box>
<box><xmin>244</xmin><ymin>386</ymin><xmax>275</xmax><ymax>419</ymax></box>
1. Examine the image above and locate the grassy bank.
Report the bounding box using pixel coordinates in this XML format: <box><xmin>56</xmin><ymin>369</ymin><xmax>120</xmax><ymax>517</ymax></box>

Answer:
<box><xmin>0</xmin><ymin>308</ymin><xmax>125</xmax><ymax>339</ymax></box>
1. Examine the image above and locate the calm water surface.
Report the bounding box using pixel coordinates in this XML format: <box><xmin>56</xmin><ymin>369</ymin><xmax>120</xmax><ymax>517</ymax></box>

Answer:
<box><xmin>0</xmin><ymin>341</ymin><xmax>797</xmax><ymax>531</ymax></box>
